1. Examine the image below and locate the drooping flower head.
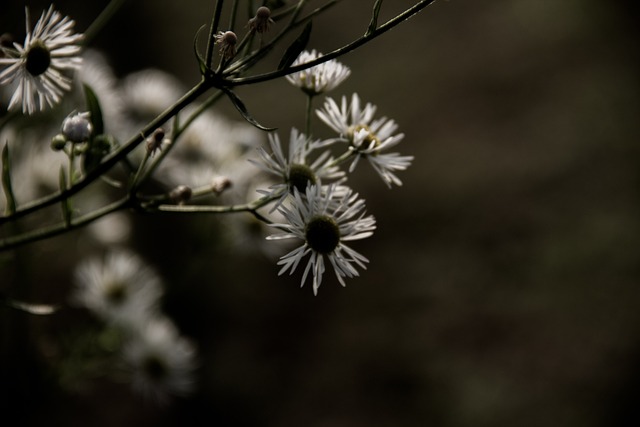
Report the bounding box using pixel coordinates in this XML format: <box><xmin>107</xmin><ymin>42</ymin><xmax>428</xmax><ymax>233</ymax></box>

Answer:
<box><xmin>248</xmin><ymin>6</ymin><xmax>275</xmax><ymax>34</ymax></box>
<box><xmin>250</xmin><ymin>128</ymin><xmax>344</xmax><ymax>211</ymax></box>
<box><xmin>0</xmin><ymin>6</ymin><xmax>83</xmax><ymax>114</ymax></box>
<box><xmin>285</xmin><ymin>50</ymin><xmax>351</xmax><ymax>96</ymax></box>
<box><xmin>215</xmin><ymin>31</ymin><xmax>238</xmax><ymax>60</ymax></box>
<box><xmin>316</xmin><ymin>93</ymin><xmax>414</xmax><ymax>187</ymax></box>
<box><xmin>268</xmin><ymin>183</ymin><xmax>376</xmax><ymax>295</ymax></box>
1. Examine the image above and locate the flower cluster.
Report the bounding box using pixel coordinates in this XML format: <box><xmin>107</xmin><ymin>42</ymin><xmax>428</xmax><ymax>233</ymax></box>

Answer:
<box><xmin>249</xmin><ymin>50</ymin><xmax>414</xmax><ymax>294</ymax></box>
<box><xmin>0</xmin><ymin>0</ymin><xmax>420</xmax><ymax>404</ymax></box>
<box><xmin>72</xmin><ymin>250</ymin><xmax>197</xmax><ymax>403</ymax></box>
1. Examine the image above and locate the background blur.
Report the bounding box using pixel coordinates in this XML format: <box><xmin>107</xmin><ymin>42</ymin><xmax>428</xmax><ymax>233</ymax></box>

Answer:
<box><xmin>2</xmin><ymin>0</ymin><xmax>640</xmax><ymax>426</ymax></box>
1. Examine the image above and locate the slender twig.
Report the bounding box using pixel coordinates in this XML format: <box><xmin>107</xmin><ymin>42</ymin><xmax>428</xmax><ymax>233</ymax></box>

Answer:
<box><xmin>205</xmin><ymin>0</ymin><xmax>226</xmax><ymax>70</ymax></box>
<box><xmin>0</xmin><ymin>197</ymin><xmax>130</xmax><ymax>252</ymax></box>
<box><xmin>229</xmin><ymin>0</ymin><xmax>438</xmax><ymax>86</ymax></box>
<box><xmin>0</xmin><ymin>80</ymin><xmax>210</xmax><ymax>227</ymax></box>
<box><xmin>83</xmin><ymin>0</ymin><xmax>127</xmax><ymax>46</ymax></box>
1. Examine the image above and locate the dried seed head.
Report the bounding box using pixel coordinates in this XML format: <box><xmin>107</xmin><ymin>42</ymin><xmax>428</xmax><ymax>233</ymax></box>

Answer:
<box><xmin>249</xmin><ymin>6</ymin><xmax>275</xmax><ymax>34</ymax></box>
<box><xmin>146</xmin><ymin>128</ymin><xmax>168</xmax><ymax>156</ymax></box>
<box><xmin>215</xmin><ymin>31</ymin><xmax>238</xmax><ymax>60</ymax></box>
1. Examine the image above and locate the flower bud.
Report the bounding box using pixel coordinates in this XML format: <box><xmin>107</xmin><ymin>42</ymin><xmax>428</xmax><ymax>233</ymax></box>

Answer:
<box><xmin>62</xmin><ymin>111</ymin><xmax>93</xmax><ymax>143</ymax></box>
<box><xmin>249</xmin><ymin>7</ymin><xmax>275</xmax><ymax>34</ymax></box>
<box><xmin>50</xmin><ymin>133</ymin><xmax>67</xmax><ymax>151</ymax></box>
<box><xmin>169</xmin><ymin>185</ymin><xmax>192</xmax><ymax>205</ymax></box>
<box><xmin>215</xmin><ymin>31</ymin><xmax>237</xmax><ymax>60</ymax></box>
<box><xmin>146</xmin><ymin>128</ymin><xmax>167</xmax><ymax>156</ymax></box>
<box><xmin>211</xmin><ymin>176</ymin><xmax>232</xmax><ymax>194</ymax></box>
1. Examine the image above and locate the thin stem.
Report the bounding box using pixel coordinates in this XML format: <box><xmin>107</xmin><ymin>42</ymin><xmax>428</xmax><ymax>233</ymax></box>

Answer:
<box><xmin>136</xmin><ymin>89</ymin><xmax>225</xmax><ymax>186</ymax></box>
<box><xmin>229</xmin><ymin>0</ymin><xmax>438</xmax><ymax>86</ymax></box>
<box><xmin>129</xmin><ymin>150</ymin><xmax>150</xmax><ymax>195</ymax></box>
<box><xmin>205</xmin><ymin>0</ymin><xmax>226</xmax><ymax>70</ymax></box>
<box><xmin>328</xmin><ymin>148</ymin><xmax>356</xmax><ymax>169</ymax></box>
<box><xmin>223</xmin><ymin>0</ymin><xmax>325</xmax><ymax>76</ymax></box>
<box><xmin>83</xmin><ymin>0</ymin><xmax>127</xmax><ymax>46</ymax></box>
<box><xmin>305</xmin><ymin>94</ymin><xmax>315</xmax><ymax>138</ymax></box>
<box><xmin>229</xmin><ymin>0</ymin><xmax>240</xmax><ymax>32</ymax></box>
<box><xmin>0</xmin><ymin>197</ymin><xmax>130</xmax><ymax>252</ymax></box>
<box><xmin>0</xmin><ymin>79</ymin><xmax>210</xmax><ymax>227</ymax></box>
<box><xmin>152</xmin><ymin>194</ymin><xmax>279</xmax><ymax>216</ymax></box>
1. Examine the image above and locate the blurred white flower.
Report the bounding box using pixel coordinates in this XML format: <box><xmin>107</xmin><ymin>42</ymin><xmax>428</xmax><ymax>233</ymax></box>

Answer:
<box><xmin>122</xmin><ymin>316</ymin><xmax>197</xmax><ymax>403</ymax></box>
<box><xmin>316</xmin><ymin>93</ymin><xmax>413</xmax><ymax>187</ymax></box>
<box><xmin>77</xmin><ymin>49</ymin><xmax>125</xmax><ymax>134</ymax></box>
<box><xmin>285</xmin><ymin>50</ymin><xmax>351</xmax><ymax>96</ymax></box>
<box><xmin>268</xmin><ymin>183</ymin><xmax>376</xmax><ymax>295</ymax></box>
<box><xmin>72</xmin><ymin>250</ymin><xmax>164</xmax><ymax>325</ymax></box>
<box><xmin>117</xmin><ymin>69</ymin><xmax>185</xmax><ymax>142</ymax></box>
<box><xmin>0</xmin><ymin>137</ymin><xmax>65</xmax><ymax>210</ymax></box>
<box><xmin>0</xmin><ymin>6</ymin><xmax>82</xmax><ymax>114</ymax></box>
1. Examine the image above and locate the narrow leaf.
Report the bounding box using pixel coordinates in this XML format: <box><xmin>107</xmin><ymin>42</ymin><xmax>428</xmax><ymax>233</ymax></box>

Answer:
<box><xmin>83</xmin><ymin>84</ymin><xmax>104</xmax><ymax>136</ymax></box>
<box><xmin>193</xmin><ymin>24</ymin><xmax>208</xmax><ymax>75</ymax></box>
<box><xmin>278</xmin><ymin>21</ymin><xmax>312</xmax><ymax>71</ymax></box>
<box><xmin>1</xmin><ymin>143</ymin><xmax>17</xmax><ymax>215</ymax></box>
<box><xmin>223</xmin><ymin>88</ymin><xmax>277</xmax><ymax>131</ymax></box>
<box><xmin>365</xmin><ymin>0</ymin><xmax>384</xmax><ymax>36</ymax></box>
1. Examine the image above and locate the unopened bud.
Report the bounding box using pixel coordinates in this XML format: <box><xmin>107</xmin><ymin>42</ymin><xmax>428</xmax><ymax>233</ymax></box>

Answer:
<box><xmin>211</xmin><ymin>176</ymin><xmax>232</xmax><ymax>194</ymax></box>
<box><xmin>50</xmin><ymin>134</ymin><xmax>67</xmax><ymax>151</ymax></box>
<box><xmin>146</xmin><ymin>128</ymin><xmax>167</xmax><ymax>155</ymax></box>
<box><xmin>169</xmin><ymin>185</ymin><xmax>192</xmax><ymax>205</ymax></box>
<box><xmin>61</xmin><ymin>111</ymin><xmax>93</xmax><ymax>143</ymax></box>
<box><xmin>249</xmin><ymin>7</ymin><xmax>275</xmax><ymax>34</ymax></box>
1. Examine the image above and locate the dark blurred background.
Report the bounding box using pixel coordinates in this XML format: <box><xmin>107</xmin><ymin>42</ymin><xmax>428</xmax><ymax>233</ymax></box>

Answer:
<box><xmin>2</xmin><ymin>0</ymin><xmax>640</xmax><ymax>426</ymax></box>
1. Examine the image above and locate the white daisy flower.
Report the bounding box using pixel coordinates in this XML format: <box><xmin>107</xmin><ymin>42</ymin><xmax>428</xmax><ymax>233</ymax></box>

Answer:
<box><xmin>0</xmin><ymin>6</ymin><xmax>83</xmax><ymax>114</ymax></box>
<box><xmin>316</xmin><ymin>93</ymin><xmax>414</xmax><ymax>187</ymax></box>
<box><xmin>285</xmin><ymin>50</ymin><xmax>351</xmax><ymax>96</ymax></box>
<box><xmin>123</xmin><ymin>316</ymin><xmax>197</xmax><ymax>403</ymax></box>
<box><xmin>72</xmin><ymin>250</ymin><xmax>164</xmax><ymax>325</ymax></box>
<box><xmin>268</xmin><ymin>183</ymin><xmax>376</xmax><ymax>295</ymax></box>
<box><xmin>249</xmin><ymin>128</ymin><xmax>344</xmax><ymax>211</ymax></box>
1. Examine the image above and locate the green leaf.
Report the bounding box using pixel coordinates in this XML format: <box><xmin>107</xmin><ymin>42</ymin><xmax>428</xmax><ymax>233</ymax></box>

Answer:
<box><xmin>1</xmin><ymin>143</ymin><xmax>16</xmax><ymax>215</ymax></box>
<box><xmin>193</xmin><ymin>24</ymin><xmax>208</xmax><ymax>75</ymax></box>
<box><xmin>223</xmin><ymin>88</ymin><xmax>277</xmax><ymax>131</ymax></box>
<box><xmin>278</xmin><ymin>21</ymin><xmax>312</xmax><ymax>71</ymax></box>
<box><xmin>365</xmin><ymin>0</ymin><xmax>384</xmax><ymax>36</ymax></box>
<box><xmin>83</xmin><ymin>84</ymin><xmax>104</xmax><ymax>136</ymax></box>
<box><xmin>1</xmin><ymin>293</ymin><xmax>59</xmax><ymax>315</ymax></box>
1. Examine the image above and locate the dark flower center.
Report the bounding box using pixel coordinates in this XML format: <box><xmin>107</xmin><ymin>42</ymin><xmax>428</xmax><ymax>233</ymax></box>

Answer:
<box><xmin>288</xmin><ymin>163</ymin><xmax>316</xmax><ymax>194</ymax></box>
<box><xmin>142</xmin><ymin>354</ymin><xmax>168</xmax><ymax>381</ymax></box>
<box><xmin>305</xmin><ymin>215</ymin><xmax>340</xmax><ymax>254</ymax></box>
<box><xmin>104</xmin><ymin>281</ymin><xmax>127</xmax><ymax>305</ymax></box>
<box><xmin>349</xmin><ymin>124</ymin><xmax>381</xmax><ymax>150</ymax></box>
<box><xmin>25</xmin><ymin>41</ymin><xmax>51</xmax><ymax>76</ymax></box>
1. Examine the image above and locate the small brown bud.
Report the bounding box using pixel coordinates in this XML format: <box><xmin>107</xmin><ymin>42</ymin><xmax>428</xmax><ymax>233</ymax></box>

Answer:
<box><xmin>169</xmin><ymin>185</ymin><xmax>192</xmax><ymax>205</ymax></box>
<box><xmin>214</xmin><ymin>31</ymin><xmax>237</xmax><ymax>60</ymax></box>
<box><xmin>248</xmin><ymin>7</ymin><xmax>275</xmax><ymax>34</ymax></box>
